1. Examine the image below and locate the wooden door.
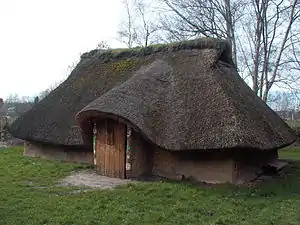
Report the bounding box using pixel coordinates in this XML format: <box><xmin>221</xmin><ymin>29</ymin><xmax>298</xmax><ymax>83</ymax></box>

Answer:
<box><xmin>95</xmin><ymin>119</ymin><xmax>126</xmax><ymax>179</ymax></box>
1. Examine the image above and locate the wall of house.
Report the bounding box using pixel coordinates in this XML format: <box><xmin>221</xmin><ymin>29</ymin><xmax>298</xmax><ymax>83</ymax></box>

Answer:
<box><xmin>24</xmin><ymin>141</ymin><xmax>93</xmax><ymax>164</ymax></box>
<box><xmin>233</xmin><ymin>149</ymin><xmax>278</xmax><ymax>184</ymax></box>
<box><xmin>128</xmin><ymin>131</ymin><xmax>153</xmax><ymax>178</ymax></box>
<box><xmin>152</xmin><ymin>147</ymin><xmax>235</xmax><ymax>184</ymax></box>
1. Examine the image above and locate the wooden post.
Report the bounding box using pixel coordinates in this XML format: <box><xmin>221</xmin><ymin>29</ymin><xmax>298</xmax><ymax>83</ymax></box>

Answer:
<box><xmin>93</xmin><ymin>122</ymin><xmax>97</xmax><ymax>166</ymax></box>
<box><xmin>125</xmin><ymin>127</ymin><xmax>132</xmax><ymax>178</ymax></box>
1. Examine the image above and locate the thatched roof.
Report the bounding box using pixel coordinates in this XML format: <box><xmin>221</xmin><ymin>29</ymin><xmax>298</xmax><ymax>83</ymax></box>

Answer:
<box><xmin>8</xmin><ymin>49</ymin><xmax>146</xmax><ymax>146</ymax></box>
<box><xmin>10</xmin><ymin>38</ymin><xmax>296</xmax><ymax>149</ymax></box>
<box><xmin>77</xmin><ymin>41</ymin><xmax>296</xmax><ymax>151</ymax></box>
<box><xmin>10</xmin><ymin>38</ymin><xmax>230</xmax><ymax>146</ymax></box>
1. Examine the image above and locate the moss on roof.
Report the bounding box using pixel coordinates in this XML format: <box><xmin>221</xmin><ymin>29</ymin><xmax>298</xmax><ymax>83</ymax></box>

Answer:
<box><xmin>80</xmin><ymin>37</ymin><xmax>233</xmax><ymax>64</ymax></box>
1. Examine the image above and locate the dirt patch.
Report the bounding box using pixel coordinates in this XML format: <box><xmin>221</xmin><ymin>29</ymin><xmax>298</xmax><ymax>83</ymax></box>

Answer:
<box><xmin>57</xmin><ymin>169</ymin><xmax>137</xmax><ymax>189</ymax></box>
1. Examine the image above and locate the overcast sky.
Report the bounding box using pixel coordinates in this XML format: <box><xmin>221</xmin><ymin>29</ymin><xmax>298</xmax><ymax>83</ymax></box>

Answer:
<box><xmin>0</xmin><ymin>0</ymin><xmax>126</xmax><ymax>100</ymax></box>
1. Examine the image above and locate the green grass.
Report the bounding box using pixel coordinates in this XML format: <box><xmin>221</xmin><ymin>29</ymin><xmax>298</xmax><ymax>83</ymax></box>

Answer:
<box><xmin>279</xmin><ymin>146</ymin><xmax>300</xmax><ymax>160</ymax></box>
<box><xmin>286</xmin><ymin>120</ymin><xmax>300</xmax><ymax>128</ymax></box>
<box><xmin>1</xmin><ymin>146</ymin><xmax>300</xmax><ymax>225</ymax></box>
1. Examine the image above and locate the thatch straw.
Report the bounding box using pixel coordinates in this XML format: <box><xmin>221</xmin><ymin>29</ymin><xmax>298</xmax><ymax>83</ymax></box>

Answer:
<box><xmin>9</xmin><ymin>37</ymin><xmax>296</xmax><ymax>149</ymax></box>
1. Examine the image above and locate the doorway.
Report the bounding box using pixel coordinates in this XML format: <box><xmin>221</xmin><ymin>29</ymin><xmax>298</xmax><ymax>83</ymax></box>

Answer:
<box><xmin>94</xmin><ymin>119</ymin><xmax>127</xmax><ymax>179</ymax></box>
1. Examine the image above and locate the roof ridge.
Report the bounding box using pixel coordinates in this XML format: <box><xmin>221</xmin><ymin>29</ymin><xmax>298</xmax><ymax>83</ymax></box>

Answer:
<box><xmin>80</xmin><ymin>37</ymin><xmax>232</xmax><ymax>62</ymax></box>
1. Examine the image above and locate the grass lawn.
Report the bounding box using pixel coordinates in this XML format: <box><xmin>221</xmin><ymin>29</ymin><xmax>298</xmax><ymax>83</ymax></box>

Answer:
<box><xmin>286</xmin><ymin>120</ymin><xmax>300</xmax><ymax>128</ymax></box>
<box><xmin>1</xmin><ymin>147</ymin><xmax>300</xmax><ymax>225</ymax></box>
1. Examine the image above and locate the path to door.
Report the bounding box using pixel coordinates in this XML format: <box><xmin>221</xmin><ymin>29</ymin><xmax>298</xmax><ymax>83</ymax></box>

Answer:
<box><xmin>58</xmin><ymin>169</ymin><xmax>137</xmax><ymax>190</ymax></box>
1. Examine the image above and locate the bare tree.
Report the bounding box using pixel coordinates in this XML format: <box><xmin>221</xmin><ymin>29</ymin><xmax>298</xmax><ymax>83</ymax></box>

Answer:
<box><xmin>5</xmin><ymin>94</ymin><xmax>21</xmax><ymax>103</ymax></box>
<box><xmin>160</xmin><ymin>0</ymin><xmax>300</xmax><ymax>102</ymax></box>
<box><xmin>134</xmin><ymin>1</ymin><xmax>160</xmax><ymax>47</ymax></box>
<box><xmin>239</xmin><ymin>0</ymin><xmax>300</xmax><ymax>102</ymax></box>
<box><xmin>118</xmin><ymin>0</ymin><xmax>136</xmax><ymax>48</ymax></box>
<box><xmin>117</xmin><ymin>0</ymin><xmax>161</xmax><ymax>48</ymax></box>
<box><xmin>268</xmin><ymin>91</ymin><xmax>299</xmax><ymax>111</ymax></box>
<box><xmin>290</xmin><ymin>33</ymin><xmax>300</xmax><ymax>71</ymax></box>
<box><xmin>158</xmin><ymin>0</ymin><xmax>246</xmax><ymax>66</ymax></box>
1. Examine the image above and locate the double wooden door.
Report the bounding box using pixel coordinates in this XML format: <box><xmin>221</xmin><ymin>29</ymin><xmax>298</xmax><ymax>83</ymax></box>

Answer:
<box><xmin>95</xmin><ymin>119</ymin><xmax>126</xmax><ymax>179</ymax></box>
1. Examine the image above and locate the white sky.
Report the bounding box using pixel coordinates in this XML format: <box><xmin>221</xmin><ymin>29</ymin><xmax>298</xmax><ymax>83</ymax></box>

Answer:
<box><xmin>0</xmin><ymin>0</ymin><xmax>126</xmax><ymax>100</ymax></box>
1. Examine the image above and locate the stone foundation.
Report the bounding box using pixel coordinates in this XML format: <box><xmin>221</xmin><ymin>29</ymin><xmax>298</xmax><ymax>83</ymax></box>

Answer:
<box><xmin>24</xmin><ymin>141</ymin><xmax>93</xmax><ymax>164</ymax></box>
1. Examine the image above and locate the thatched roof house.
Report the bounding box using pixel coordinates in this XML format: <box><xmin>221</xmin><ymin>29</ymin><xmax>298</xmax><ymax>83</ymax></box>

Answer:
<box><xmin>10</xmin><ymin>38</ymin><xmax>296</xmax><ymax>183</ymax></box>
